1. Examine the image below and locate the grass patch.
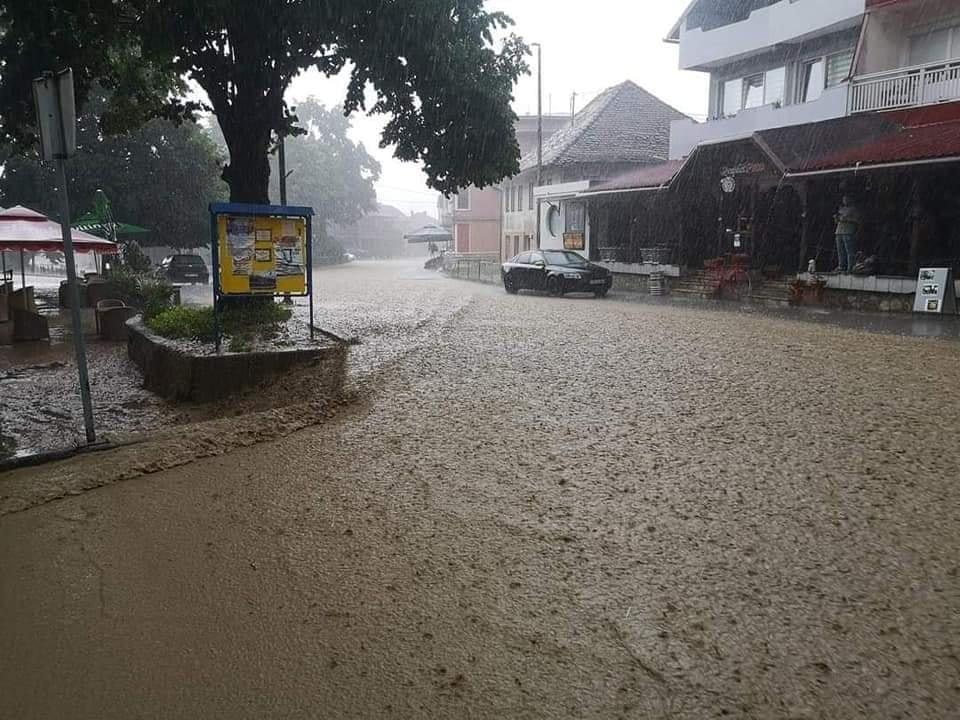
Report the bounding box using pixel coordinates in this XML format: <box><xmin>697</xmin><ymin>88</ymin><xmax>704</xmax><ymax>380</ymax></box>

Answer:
<box><xmin>147</xmin><ymin>306</ymin><xmax>217</xmax><ymax>341</ymax></box>
<box><xmin>146</xmin><ymin>301</ymin><xmax>293</xmax><ymax>348</ymax></box>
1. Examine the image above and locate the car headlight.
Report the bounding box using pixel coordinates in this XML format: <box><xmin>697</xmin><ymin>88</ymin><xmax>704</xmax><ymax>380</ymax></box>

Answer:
<box><xmin>563</xmin><ymin>272</ymin><xmax>582</xmax><ymax>280</ymax></box>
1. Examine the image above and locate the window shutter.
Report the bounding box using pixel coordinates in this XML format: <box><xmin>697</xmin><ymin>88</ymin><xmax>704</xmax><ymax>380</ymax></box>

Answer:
<box><xmin>826</xmin><ymin>50</ymin><xmax>854</xmax><ymax>88</ymax></box>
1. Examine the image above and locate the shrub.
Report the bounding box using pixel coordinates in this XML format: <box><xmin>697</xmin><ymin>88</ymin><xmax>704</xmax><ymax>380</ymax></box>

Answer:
<box><xmin>147</xmin><ymin>301</ymin><xmax>292</xmax><ymax>346</ymax></box>
<box><xmin>147</xmin><ymin>306</ymin><xmax>216</xmax><ymax>341</ymax></box>
<box><xmin>111</xmin><ymin>268</ymin><xmax>176</xmax><ymax>320</ymax></box>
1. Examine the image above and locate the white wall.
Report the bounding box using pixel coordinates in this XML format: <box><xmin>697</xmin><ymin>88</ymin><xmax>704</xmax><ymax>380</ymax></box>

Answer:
<box><xmin>669</xmin><ymin>83</ymin><xmax>850</xmax><ymax>158</ymax></box>
<box><xmin>679</xmin><ymin>0</ymin><xmax>865</xmax><ymax>70</ymax></box>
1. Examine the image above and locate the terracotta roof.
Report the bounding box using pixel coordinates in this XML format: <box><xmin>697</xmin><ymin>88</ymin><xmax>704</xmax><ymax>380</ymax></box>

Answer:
<box><xmin>755</xmin><ymin>101</ymin><xmax>960</xmax><ymax>174</ymax></box>
<box><xmin>518</xmin><ymin>81</ymin><xmax>687</xmax><ymax>172</ymax></box>
<box><xmin>585</xmin><ymin>159</ymin><xmax>686</xmax><ymax>193</ymax></box>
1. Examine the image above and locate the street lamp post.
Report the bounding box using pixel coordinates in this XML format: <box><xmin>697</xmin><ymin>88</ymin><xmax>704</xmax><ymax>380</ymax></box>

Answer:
<box><xmin>532</xmin><ymin>42</ymin><xmax>543</xmax><ymax>249</ymax></box>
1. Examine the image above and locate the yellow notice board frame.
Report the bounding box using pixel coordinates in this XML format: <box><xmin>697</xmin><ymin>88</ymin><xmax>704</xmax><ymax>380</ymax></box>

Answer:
<box><xmin>216</xmin><ymin>214</ymin><xmax>308</xmax><ymax>296</ymax></box>
<box><xmin>209</xmin><ymin>202</ymin><xmax>315</xmax><ymax>350</ymax></box>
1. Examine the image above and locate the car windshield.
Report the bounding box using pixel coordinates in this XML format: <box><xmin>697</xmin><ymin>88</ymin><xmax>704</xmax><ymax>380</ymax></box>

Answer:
<box><xmin>542</xmin><ymin>251</ymin><xmax>588</xmax><ymax>266</ymax></box>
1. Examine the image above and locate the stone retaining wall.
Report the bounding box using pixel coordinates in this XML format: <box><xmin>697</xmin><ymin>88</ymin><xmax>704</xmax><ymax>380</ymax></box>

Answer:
<box><xmin>127</xmin><ymin>318</ymin><xmax>347</xmax><ymax>402</ymax></box>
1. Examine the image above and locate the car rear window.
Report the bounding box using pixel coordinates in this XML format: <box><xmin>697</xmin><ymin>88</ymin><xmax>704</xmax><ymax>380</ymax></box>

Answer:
<box><xmin>175</xmin><ymin>256</ymin><xmax>205</xmax><ymax>266</ymax></box>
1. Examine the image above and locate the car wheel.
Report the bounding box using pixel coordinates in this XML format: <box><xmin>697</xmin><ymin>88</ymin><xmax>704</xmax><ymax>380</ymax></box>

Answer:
<box><xmin>594</xmin><ymin>288</ymin><xmax>609</xmax><ymax>298</ymax></box>
<box><xmin>504</xmin><ymin>275</ymin><xmax>519</xmax><ymax>294</ymax></box>
<box><xmin>546</xmin><ymin>275</ymin><xmax>563</xmax><ymax>297</ymax></box>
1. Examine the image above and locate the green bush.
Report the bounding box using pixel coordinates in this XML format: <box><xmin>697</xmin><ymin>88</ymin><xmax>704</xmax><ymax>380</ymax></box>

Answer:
<box><xmin>147</xmin><ymin>306</ymin><xmax>216</xmax><ymax>341</ymax></box>
<box><xmin>147</xmin><ymin>301</ymin><xmax>292</xmax><ymax>346</ymax></box>
<box><xmin>111</xmin><ymin>268</ymin><xmax>176</xmax><ymax>320</ymax></box>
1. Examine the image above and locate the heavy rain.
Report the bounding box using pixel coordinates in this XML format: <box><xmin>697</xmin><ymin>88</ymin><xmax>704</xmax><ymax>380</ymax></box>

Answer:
<box><xmin>1</xmin><ymin>1</ymin><xmax>959</xmax><ymax>718</ymax></box>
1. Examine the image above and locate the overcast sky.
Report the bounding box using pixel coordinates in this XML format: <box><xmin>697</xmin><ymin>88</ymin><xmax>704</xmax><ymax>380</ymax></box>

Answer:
<box><xmin>286</xmin><ymin>0</ymin><xmax>708</xmax><ymax>217</ymax></box>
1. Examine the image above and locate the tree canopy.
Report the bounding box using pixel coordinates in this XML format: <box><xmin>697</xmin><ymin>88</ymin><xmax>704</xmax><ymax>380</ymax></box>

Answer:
<box><xmin>0</xmin><ymin>88</ymin><xmax>227</xmax><ymax>249</ymax></box>
<box><xmin>0</xmin><ymin>1</ymin><xmax>528</xmax><ymax>204</ymax></box>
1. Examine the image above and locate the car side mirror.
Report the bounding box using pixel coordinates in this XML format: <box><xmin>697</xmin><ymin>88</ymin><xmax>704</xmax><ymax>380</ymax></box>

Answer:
<box><xmin>533</xmin><ymin>260</ymin><xmax>545</xmax><ymax>268</ymax></box>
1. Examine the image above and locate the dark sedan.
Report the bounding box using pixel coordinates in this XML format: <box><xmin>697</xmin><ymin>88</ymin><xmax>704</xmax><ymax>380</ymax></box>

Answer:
<box><xmin>501</xmin><ymin>250</ymin><xmax>612</xmax><ymax>297</ymax></box>
<box><xmin>156</xmin><ymin>254</ymin><xmax>210</xmax><ymax>284</ymax></box>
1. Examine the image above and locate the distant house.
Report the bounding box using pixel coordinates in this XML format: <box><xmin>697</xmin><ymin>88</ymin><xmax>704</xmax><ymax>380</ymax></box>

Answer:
<box><xmin>330</xmin><ymin>205</ymin><xmax>434</xmax><ymax>258</ymax></box>
<box><xmin>504</xmin><ymin>80</ymin><xmax>687</xmax><ymax>260</ymax></box>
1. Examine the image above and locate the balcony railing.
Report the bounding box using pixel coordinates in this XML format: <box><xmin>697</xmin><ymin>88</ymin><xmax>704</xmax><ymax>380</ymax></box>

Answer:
<box><xmin>849</xmin><ymin>60</ymin><xmax>960</xmax><ymax>113</ymax></box>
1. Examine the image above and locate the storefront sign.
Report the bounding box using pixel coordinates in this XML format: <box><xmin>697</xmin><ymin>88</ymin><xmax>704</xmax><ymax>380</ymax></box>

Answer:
<box><xmin>563</xmin><ymin>232</ymin><xmax>585</xmax><ymax>251</ymax></box>
<box><xmin>720</xmin><ymin>162</ymin><xmax>766</xmax><ymax>177</ymax></box>
<box><xmin>216</xmin><ymin>213</ymin><xmax>308</xmax><ymax>296</ymax></box>
<box><xmin>913</xmin><ymin>268</ymin><xmax>957</xmax><ymax>314</ymax></box>
<box><xmin>720</xmin><ymin>176</ymin><xmax>736</xmax><ymax>194</ymax></box>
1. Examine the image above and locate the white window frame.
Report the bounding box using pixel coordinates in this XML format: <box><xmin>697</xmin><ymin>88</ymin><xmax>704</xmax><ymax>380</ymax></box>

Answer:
<box><xmin>795</xmin><ymin>48</ymin><xmax>855</xmax><ymax>105</ymax></box>
<box><xmin>456</xmin><ymin>189</ymin><xmax>470</xmax><ymax>211</ymax></box>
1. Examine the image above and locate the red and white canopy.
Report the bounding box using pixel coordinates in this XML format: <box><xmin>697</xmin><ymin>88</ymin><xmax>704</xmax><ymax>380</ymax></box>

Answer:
<box><xmin>0</xmin><ymin>205</ymin><xmax>119</xmax><ymax>254</ymax></box>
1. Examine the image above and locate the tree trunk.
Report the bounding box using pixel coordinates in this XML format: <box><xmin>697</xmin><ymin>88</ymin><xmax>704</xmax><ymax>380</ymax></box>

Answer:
<box><xmin>223</xmin><ymin>138</ymin><xmax>272</xmax><ymax>204</ymax></box>
<box><xmin>219</xmin><ymin>113</ymin><xmax>273</xmax><ymax>205</ymax></box>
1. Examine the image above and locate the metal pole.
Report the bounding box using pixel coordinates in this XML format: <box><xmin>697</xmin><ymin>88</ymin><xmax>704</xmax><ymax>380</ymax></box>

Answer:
<box><xmin>19</xmin><ymin>249</ymin><xmax>26</xmax><ymax>288</ymax></box>
<box><xmin>55</xmin><ymin>158</ymin><xmax>96</xmax><ymax>443</ymax></box>
<box><xmin>278</xmin><ymin>134</ymin><xmax>288</xmax><ymax>207</ymax></box>
<box><xmin>536</xmin><ymin>43</ymin><xmax>543</xmax><ymax>190</ymax></box>
<box><xmin>306</xmin><ymin>215</ymin><xmax>314</xmax><ymax>340</ymax></box>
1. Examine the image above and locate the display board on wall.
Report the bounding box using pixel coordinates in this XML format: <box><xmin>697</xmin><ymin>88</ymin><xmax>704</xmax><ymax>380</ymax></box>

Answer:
<box><xmin>563</xmin><ymin>232</ymin><xmax>585</xmax><ymax>251</ymax></box>
<box><xmin>217</xmin><ymin>214</ymin><xmax>308</xmax><ymax>296</ymax></box>
<box><xmin>913</xmin><ymin>268</ymin><xmax>957</xmax><ymax>314</ymax></box>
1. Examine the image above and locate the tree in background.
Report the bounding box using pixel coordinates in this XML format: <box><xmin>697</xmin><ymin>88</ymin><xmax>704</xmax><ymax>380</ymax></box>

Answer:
<box><xmin>0</xmin><ymin>89</ymin><xmax>227</xmax><ymax>249</ymax></box>
<box><xmin>0</xmin><ymin>1</ymin><xmax>528</xmax><ymax>205</ymax></box>
<box><xmin>268</xmin><ymin>99</ymin><xmax>381</xmax><ymax>258</ymax></box>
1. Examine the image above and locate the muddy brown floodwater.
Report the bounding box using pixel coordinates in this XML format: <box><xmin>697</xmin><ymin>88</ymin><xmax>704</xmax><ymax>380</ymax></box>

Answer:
<box><xmin>1</xmin><ymin>260</ymin><xmax>958</xmax><ymax>719</ymax></box>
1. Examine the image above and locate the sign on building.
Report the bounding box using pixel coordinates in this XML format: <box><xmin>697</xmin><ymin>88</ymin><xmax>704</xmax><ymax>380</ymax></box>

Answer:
<box><xmin>913</xmin><ymin>268</ymin><xmax>957</xmax><ymax>314</ymax></box>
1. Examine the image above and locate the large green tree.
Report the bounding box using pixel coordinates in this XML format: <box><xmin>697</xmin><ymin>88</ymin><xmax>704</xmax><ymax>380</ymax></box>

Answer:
<box><xmin>0</xmin><ymin>89</ymin><xmax>227</xmax><ymax>249</ymax></box>
<box><xmin>268</xmin><ymin>99</ymin><xmax>381</xmax><ymax>230</ymax></box>
<box><xmin>0</xmin><ymin>1</ymin><xmax>528</xmax><ymax>204</ymax></box>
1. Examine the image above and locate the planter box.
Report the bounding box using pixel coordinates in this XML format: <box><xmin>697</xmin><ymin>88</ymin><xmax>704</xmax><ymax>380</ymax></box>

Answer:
<box><xmin>127</xmin><ymin>317</ymin><xmax>347</xmax><ymax>402</ymax></box>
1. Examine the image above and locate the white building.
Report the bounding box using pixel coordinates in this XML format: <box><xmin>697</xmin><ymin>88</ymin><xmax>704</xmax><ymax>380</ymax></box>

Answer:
<box><xmin>666</xmin><ymin>0</ymin><xmax>960</xmax><ymax>158</ymax></box>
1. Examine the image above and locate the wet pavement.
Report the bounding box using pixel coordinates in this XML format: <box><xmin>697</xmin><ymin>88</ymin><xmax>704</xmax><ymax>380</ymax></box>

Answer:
<box><xmin>1</xmin><ymin>260</ymin><xmax>958</xmax><ymax>719</ymax></box>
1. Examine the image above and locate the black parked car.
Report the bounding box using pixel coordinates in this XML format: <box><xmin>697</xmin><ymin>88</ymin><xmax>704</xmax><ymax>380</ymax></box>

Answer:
<box><xmin>156</xmin><ymin>254</ymin><xmax>210</xmax><ymax>284</ymax></box>
<box><xmin>501</xmin><ymin>250</ymin><xmax>612</xmax><ymax>297</ymax></box>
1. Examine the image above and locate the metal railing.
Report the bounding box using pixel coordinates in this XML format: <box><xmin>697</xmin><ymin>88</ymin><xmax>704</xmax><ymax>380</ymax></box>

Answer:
<box><xmin>849</xmin><ymin>60</ymin><xmax>960</xmax><ymax>114</ymax></box>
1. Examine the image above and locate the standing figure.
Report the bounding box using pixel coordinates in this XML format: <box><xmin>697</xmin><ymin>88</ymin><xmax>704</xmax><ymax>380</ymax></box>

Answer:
<box><xmin>834</xmin><ymin>195</ymin><xmax>861</xmax><ymax>273</ymax></box>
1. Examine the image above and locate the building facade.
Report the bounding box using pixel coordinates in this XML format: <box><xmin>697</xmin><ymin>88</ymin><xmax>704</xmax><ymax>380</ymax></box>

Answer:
<box><xmin>668</xmin><ymin>0</ymin><xmax>960</xmax><ymax>158</ymax></box>
<box><xmin>503</xmin><ymin>81</ymin><xmax>687</xmax><ymax>261</ymax></box>
<box><xmin>439</xmin><ymin>115</ymin><xmax>570</xmax><ymax>257</ymax></box>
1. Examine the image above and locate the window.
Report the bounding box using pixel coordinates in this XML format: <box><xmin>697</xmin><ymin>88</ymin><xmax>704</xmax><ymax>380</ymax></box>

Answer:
<box><xmin>517</xmin><ymin>184</ymin><xmax>524</xmax><ymax>213</ymax></box>
<box><xmin>826</xmin><ymin>50</ymin><xmax>854</xmax><ymax>88</ymax></box>
<box><xmin>507</xmin><ymin>186</ymin><xmax>514</xmax><ymax>213</ymax></box>
<box><xmin>764</xmin><ymin>66</ymin><xmax>786</xmax><ymax>107</ymax></box>
<box><xmin>909</xmin><ymin>27</ymin><xmax>951</xmax><ymax>66</ymax></box>
<box><xmin>722</xmin><ymin>78</ymin><xmax>742</xmax><ymax>117</ymax></box>
<box><xmin>456</xmin><ymin>190</ymin><xmax>470</xmax><ymax>211</ymax></box>
<box><xmin>516</xmin><ymin>252</ymin><xmax>532</xmax><ymax>265</ymax></box>
<box><xmin>565</xmin><ymin>201</ymin><xmax>586</xmax><ymax>233</ymax></box>
<box><xmin>742</xmin><ymin>73</ymin><xmax>764</xmax><ymax>109</ymax></box>
<box><xmin>800</xmin><ymin>59</ymin><xmax>825</xmax><ymax>103</ymax></box>
<box><xmin>529</xmin><ymin>184</ymin><xmax>534</xmax><ymax>209</ymax></box>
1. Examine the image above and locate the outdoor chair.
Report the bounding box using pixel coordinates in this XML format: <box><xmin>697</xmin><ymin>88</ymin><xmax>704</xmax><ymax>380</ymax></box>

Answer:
<box><xmin>95</xmin><ymin>299</ymin><xmax>136</xmax><ymax>341</ymax></box>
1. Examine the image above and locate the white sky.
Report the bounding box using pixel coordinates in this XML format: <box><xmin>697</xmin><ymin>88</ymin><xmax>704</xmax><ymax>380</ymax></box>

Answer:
<box><xmin>286</xmin><ymin>0</ymin><xmax>708</xmax><ymax>217</ymax></box>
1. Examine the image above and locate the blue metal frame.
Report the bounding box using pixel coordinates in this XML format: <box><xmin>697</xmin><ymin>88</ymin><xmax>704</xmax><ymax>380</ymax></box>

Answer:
<box><xmin>209</xmin><ymin>202</ymin><xmax>316</xmax><ymax>351</ymax></box>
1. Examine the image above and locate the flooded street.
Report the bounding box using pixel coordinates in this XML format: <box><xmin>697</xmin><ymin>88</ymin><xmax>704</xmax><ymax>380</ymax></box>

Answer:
<box><xmin>1</xmin><ymin>260</ymin><xmax>958</xmax><ymax>719</ymax></box>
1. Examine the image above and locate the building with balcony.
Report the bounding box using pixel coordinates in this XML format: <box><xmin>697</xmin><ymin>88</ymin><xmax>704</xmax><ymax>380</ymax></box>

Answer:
<box><xmin>534</xmin><ymin>0</ymin><xmax>960</xmax><ymax>306</ymax></box>
<box><xmin>667</xmin><ymin>0</ymin><xmax>866</xmax><ymax>158</ymax></box>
